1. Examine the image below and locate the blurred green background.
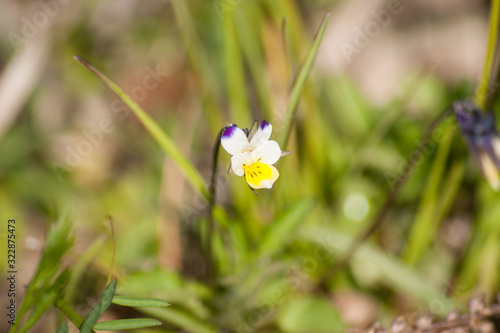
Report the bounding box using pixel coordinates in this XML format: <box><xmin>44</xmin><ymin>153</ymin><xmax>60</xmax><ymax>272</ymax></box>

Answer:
<box><xmin>1</xmin><ymin>0</ymin><xmax>500</xmax><ymax>332</ymax></box>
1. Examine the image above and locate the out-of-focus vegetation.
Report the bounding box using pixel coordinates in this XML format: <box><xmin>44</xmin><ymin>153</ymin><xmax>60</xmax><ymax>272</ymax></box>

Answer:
<box><xmin>1</xmin><ymin>0</ymin><xmax>500</xmax><ymax>332</ymax></box>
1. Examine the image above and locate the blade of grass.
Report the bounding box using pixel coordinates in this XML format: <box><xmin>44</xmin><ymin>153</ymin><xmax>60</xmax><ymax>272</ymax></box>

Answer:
<box><xmin>404</xmin><ymin>126</ymin><xmax>455</xmax><ymax>265</ymax></box>
<box><xmin>458</xmin><ymin>187</ymin><xmax>500</xmax><ymax>294</ymax></box>
<box><xmin>73</xmin><ymin>56</ymin><xmax>208</xmax><ymax>199</ymax></box>
<box><xmin>12</xmin><ymin>216</ymin><xmax>74</xmax><ymax>333</ymax></box>
<box><xmin>475</xmin><ymin>0</ymin><xmax>500</xmax><ymax>110</ymax></box>
<box><xmin>278</xmin><ymin>13</ymin><xmax>330</xmax><ymax>149</ymax></box>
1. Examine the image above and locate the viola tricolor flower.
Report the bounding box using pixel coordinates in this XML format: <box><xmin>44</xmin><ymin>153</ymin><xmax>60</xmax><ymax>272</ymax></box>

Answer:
<box><xmin>221</xmin><ymin>120</ymin><xmax>287</xmax><ymax>190</ymax></box>
<box><xmin>453</xmin><ymin>100</ymin><xmax>500</xmax><ymax>190</ymax></box>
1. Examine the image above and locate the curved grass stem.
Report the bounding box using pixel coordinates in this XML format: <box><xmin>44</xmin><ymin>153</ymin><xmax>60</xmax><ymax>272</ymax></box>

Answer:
<box><xmin>73</xmin><ymin>56</ymin><xmax>208</xmax><ymax>199</ymax></box>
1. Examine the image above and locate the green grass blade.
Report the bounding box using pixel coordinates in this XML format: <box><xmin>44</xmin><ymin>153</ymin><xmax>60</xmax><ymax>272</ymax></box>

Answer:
<box><xmin>476</xmin><ymin>0</ymin><xmax>500</xmax><ymax>110</ymax></box>
<box><xmin>278</xmin><ymin>13</ymin><xmax>330</xmax><ymax>148</ymax></box>
<box><xmin>93</xmin><ymin>318</ymin><xmax>162</xmax><ymax>331</ymax></box>
<box><xmin>404</xmin><ymin>127</ymin><xmax>455</xmax><ymax>265</ymax></box>
<box><xmin>112</xmin><ymin>296</ymin><xmax>170</xmax><ymax>307</ymax></box>
<box><xmin>73</xmin><ymin>56</ymin><xmax>208</xmax><ymax>199</ymax></box>
<box><xmin>13</xmin><ymin>216</ymin><xmax>74</xmax><ymax>333</ymax></box>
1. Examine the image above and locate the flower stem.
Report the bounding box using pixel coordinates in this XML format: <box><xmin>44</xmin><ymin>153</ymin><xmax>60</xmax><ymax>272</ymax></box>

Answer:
<box><xmin>475</xmin><ymin>0</ymin><xmax>500</xmax><ymax>110</ymax></box>
<box><xmin>55</xmin><ymin>299</ymin><xmax>94</xmax><ymax>332</ymax></box>
<box><xmin>206</xmin><ymin>127</ymin><xmax>225</xmax><ymax>280</ymax></box>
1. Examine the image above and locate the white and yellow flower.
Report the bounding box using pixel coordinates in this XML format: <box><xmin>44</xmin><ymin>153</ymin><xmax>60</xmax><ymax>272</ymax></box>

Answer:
<box><xmin>221</xmin><ymin>120</ymin><xmax>284</xmax><ymax>189</ymax></box>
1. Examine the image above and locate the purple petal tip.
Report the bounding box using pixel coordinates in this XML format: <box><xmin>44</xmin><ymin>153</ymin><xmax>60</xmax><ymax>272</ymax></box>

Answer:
<box><xmin>222</xmin><ymin>125</ymin><xmax>237</xmax><ymax>139</ymax></box>
<box><xmin>260</xmin><ymin>120</ymin><xmax>269</xmax><ymax>130</ymax></box>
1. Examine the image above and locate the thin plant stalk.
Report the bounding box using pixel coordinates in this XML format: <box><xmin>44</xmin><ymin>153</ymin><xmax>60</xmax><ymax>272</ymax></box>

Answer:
<box><xmin>475</xmin><ymin>0</ymin><xmax>500</xmax><ymax>110</ymax></box>
<box><xmin>55</xmin><ymin>299</ymin><xmax>95</xmax><ymax>332</ymax></box>
<box><xmin>206</xmin><ymin>127</ymin><xmax>225</xmax><ymax>280</ymax></box>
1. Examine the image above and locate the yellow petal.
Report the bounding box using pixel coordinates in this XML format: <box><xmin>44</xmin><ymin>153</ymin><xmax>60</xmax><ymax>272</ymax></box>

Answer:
<box><xmin>243</xmin><ymin>162</ymin><xmax>279</xmax><ymax>189</ymax></box>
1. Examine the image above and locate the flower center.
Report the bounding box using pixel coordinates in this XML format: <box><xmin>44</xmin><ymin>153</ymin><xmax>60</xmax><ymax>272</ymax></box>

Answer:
<box><xmin>243</xmin><ymin>162</ymin><xmax>273</xmax><ymax>188</ymax></box>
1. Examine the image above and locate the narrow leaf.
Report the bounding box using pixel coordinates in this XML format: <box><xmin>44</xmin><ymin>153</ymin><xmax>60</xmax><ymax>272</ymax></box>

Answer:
<box><xmin>80</xmin><ymin>303</ymin><xmax>101</xmax><ymax>333</ymax></box>
<box><xmin>100</xmin><ymin>280</ymin><xmax>117</xmax><ymax>315</ymax></box>
<box><xmin>112</xmin><ymin>296</ymin><xmax>170</xmax><ymax>307</ymax></box>
<box><xmin>278</xmin><ymin>13</ymin><xmax>330</xmax><ymax>148</ymax></box>
<box><xmin>93</xmin><ymin>318</ymin><xmax>162</xmax><ymax>331</ymax></box>
<box><xmin>476</xmin><ymin>0</ymin><xmax>500</xmax><ymax>110</ymax></box>
<box><xmin>73</xmin><ymin>56</ymin><xmax>208</xmax><ymax>199</ymax></box>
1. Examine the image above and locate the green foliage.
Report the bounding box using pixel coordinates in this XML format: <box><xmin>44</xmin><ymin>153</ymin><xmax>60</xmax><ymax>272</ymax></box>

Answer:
<box><xmin>10</xmin><ymin>216</ymin><xmax>74</xmax><ymax>333</ymax></box>
<box><xmin>3</xmin><ymin>1</ymin><xmax>500</xmax><ymax>332</ymax></box>
<box><xmin>277</xmin><ymin>296</ymin><xmax>344</xmax><ymax>333</ymax></box>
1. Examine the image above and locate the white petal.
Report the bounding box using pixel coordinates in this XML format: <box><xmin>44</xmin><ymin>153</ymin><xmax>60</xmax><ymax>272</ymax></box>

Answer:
<box><xmin>249</xmin><ymin>120</ymin><xmax>272</xmax><ymax>148</ymax></box>
<box><xmin>230</xmin><ymin>152</ymin><xmax>248</xmax><ymax>176</ymax></box>
<box><xmin>480</xmin><ymin>152</ymin><xmax>500</xmax><ymax>191</ymax></box>
<box><xmin>221</xmin><ymin>125</ymin><xmax>249</xmax><ymax>155</ymax></box>
<box><xmin>251</xmin><ymin>140</ymin><xmax>281</xmax><ymax>165</ymax></box>
<box><xmin>492</xmin><ymin>136</ymin><xmax>500</xmax><ymax>159</ymax></box>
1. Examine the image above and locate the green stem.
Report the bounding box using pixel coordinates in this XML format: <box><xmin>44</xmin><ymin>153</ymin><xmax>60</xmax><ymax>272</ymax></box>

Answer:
<box><xmin>55</xmin><ymin>299</ymin><xmax>85</xmax><ymax>329</ymax></box>
<box><xmin>475</xmin><ymin>0</ymin><xmax>500</xmax><ymax>110</ymax></box>
<box><xmin>206</xmin><ymin>127</ymin><xmax>225</xmax><ymax>281</ymax></box>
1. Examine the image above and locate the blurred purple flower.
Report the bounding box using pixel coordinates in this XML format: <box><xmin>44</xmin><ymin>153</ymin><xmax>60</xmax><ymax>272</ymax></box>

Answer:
<box><xmin>453</xmin><ymin>100</ymin><xmax>500</xmax><ymax>190</ymax></box>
